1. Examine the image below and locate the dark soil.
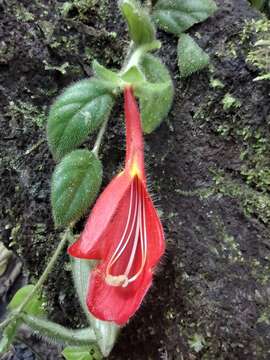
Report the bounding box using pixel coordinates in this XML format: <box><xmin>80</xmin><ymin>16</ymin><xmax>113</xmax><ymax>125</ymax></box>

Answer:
<box><xmin>1</xmin><ymin>0</ymin><xmax>270</xmax><ymax>359</ymax></box>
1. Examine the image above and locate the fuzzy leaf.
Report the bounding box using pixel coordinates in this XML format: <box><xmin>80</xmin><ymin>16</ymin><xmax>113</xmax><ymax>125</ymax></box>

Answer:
<box><xmin>3</xmin><ymin>285</ymin><xmax>44</xmax><ymax>353</ymax></box>
<box><xmin>92</xmin><ymin>60</ymin><xmax>121</xmax><ymax>85</ymax></box>
<box><xmin>119</xmin><ymin>0</ymin><xmax>156</xmax><ymax>45</ymax></box>
<box><xmin>0</xmin><ymin>322</ymin><xmax>18</xmax><ymax>353</ymax></box>
<box><xmin>250</xmin><ymin>0</ymin><xmax>266</xmax><ymax>10</ymax></box>
<box><xmin>135</xmin><ymin>54</ymin><xmax>174</xmax><ymax>133</ymax></box>
<box><xmin>8</xmin><ymin>285</ymin><xmax>45</xmax><ymax>317</ymax></box>
<box><xmin>178</xmin><ymin>34</ymin><xmax>210</xmax><ymax>77</ymax></box>
<box><xmin>71</xmin><ymin>258</ymin><xmax>120</xmax><ymax>357</ymax></box>
<box><xmin>152</xmin><ymin>0</ymin><xmax>217</xmax><ymax>35</ymax></box>
<box><xmin>62</xmin><ymin>346</ymin><xmax>101</xmax><ymax>360</ymax></box>
<box><xmin>51</xmin><ymin>150</ymin><xmax>102</xmax><ymax>227</ymax></box>
<box><xmin>47</xmin><ymin>79</ymin><xmax>114</xmax><ymax>161</ymax></box>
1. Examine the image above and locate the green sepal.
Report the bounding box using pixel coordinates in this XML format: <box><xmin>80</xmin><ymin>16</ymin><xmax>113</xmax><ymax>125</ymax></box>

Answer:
<box><xmin>121</xmin><ymin>66</ymin><xmax>145</xmax><ymax>83</ymax></box>
<box><xmin>135</xmin><ymin>54</ymin><xmax>174</xmax><ymax>133</ymax></box>
<box><xmin>47</xmin><ymin>79</ymin><xmax>115</xmax><ymax>161</ymax></box>
<box><xmin>62</xmin><ymin>346</ymin><xmax>102</xmax><ymax>360</ymax></box>
<box><xmin>8</xmin><ymin>285</ymin><xmax>45</xmax><ymax>317</ymax></box>
<box><xmin>71</xmin><ymin>258</ymin><xmax>120</xmax><ymax>357</ymax></box>
<box><xmin>152</xmin><ymin>0</ymin><xmax>217</xmax><ymax>36</ymax></box>
<box><xmin>51</xmin><ymin>149</ymin><xmax>102</xmax><ymax>227</ymax></box>
<box><xmin>119</xmin><ymin>0</ymin><xmax>156</xmax><ymax>45</ymax></box>
<box><xmin>178</xmin><ymin>34</ymin><xmax>210</xmax><ymax>78</ymax></box>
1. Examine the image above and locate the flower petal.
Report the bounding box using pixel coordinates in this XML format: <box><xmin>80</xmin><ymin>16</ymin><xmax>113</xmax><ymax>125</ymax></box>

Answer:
<box><xmin>85</xmin><ymin>178</ymin><xmax>165</xmax><ymax>325</ymax></box>
<box><xmin>142</xmin><ymin>185</ymin><xmax>165</xmax><ymax>267</ymax></box>
<box><xmin>87</xmin><ymin>263</ymin><xmax>152</xmax><ymax>325</ymax></box>
<box><xmin>68</xmin><ymin>171</ymin><xmax>131</xmax><ymax>259</ymax></box>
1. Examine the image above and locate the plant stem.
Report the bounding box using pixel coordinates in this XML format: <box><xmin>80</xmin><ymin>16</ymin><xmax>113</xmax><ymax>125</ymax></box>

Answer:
<box><xmin>21</xmin><ymin>314</ymin><xmax>96</xmax><ymax>345</ymax></box>
<box><xmin>0</xmin><ymin>227</ymin><xmax>72</xmax><ymax>331</ymax></box>
<box><xmin>120</xmin><ymin>40</ymin><xmax>161</xmax><ymax>74</ymax></box>
<box><xmin>92</xmin><ymin>117</ymin><xmax>109</xmax><ymax>157</ymax></box>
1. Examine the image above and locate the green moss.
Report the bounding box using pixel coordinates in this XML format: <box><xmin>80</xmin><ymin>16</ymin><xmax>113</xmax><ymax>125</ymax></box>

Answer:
<box><xmin>212</xmin><ymin>171</ymin><xmax>270</xmax><ymax>224</ymax></box>
<box><xmin>43</xmin><ymin>60</ymin><xmax>70</xmax><ymax>74</ymax></box>
<box><xmin>188</xmin><ymin>333</ymin><xmax>206</xmax><ymax>353</ymax></box>
<box><xmin>210</xmin><ymin>77</ymin><xmax>225</xmax><ymax>89</ymax></box>
<box><xmin>258</xmin><ymin>310</ymin><xmax>270</xmax><ymax>325</ymax></box>
<box><xmin>251</xmin><ymin>258</ymin><xmax>270</xmax><ymax>285</ymax></box>
<box><xmin>60</xmin><ymin>0</ymin><xmax>98</xmax><ymax>16</ymax></box>
<box><xmin>241</xmin><ymin>18</ymin><xmax>270</xmax><ymax>43</ymax></box>
<box><xmin>241</xmin><ymin>19</ymin><xmax>270</xmax><ymax>80</ymax></box>
<box><xmin>60</xmin><ymin>0</ymin><xmax>108</xmax><ymax>22</ymax></box>
<box><xmin>222</xmin><ymin>93</ymin><xmax>241</xmax><ymax>111</ymax></box>
<box><xmin>11</xmin><ymin>3</ymin><xmax>35</xmax><ymax>22</ymax></box>
<box><xmin>8</xmin><ymin>101</ymin><xmax>46</xmax><ymax>129</ymax></box>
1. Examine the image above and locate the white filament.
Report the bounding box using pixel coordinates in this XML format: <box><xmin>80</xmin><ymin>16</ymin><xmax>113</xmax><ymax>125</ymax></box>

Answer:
<box><xmin>105</xmin><ymin>178</ymin><xmax>147</xmax><ymax>288</ymax></box>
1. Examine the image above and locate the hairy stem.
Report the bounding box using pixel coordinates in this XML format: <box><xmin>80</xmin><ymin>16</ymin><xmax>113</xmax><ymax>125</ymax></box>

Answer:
<box><xmin>0</xmin><ymin>227</ymin><xmax>72</xmax><ymax>331</ymax></box>
<box><xmin>21</xmin><ymin>314</ymin><xmax>96</xmax><ymax>346</ymax></box>
<box><xmin>120</xmin><ymin>40</ymin><xmax>161</xmax><ymax>74</ymax></box>
<box><xmin>92</xmin><ymin>117</ymin><xmax>109</xmax><ymax>157</ymax></box>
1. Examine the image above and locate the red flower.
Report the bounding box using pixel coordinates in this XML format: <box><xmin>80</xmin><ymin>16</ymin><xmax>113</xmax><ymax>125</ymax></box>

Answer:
<box><xmin>68</xmin><ymin>87</ymin><xmax>165</xmax><ymax>325</ymax></box>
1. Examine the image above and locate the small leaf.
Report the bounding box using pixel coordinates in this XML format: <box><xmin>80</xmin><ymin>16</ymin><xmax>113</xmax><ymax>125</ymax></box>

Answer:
<box><xmin>51</xmin><ymin>150</ymin><xmax>102</xmax><ymax>227</ymax></box>
<box><xmin>47</xmin><ymin>79</ymin><xmax>114</xmax><ymax>161</ymax></box>
<box><xmin>250</xmin><ymin>0</ymin><xmax>266</xmax><ymax>10</ymax></box>
<box><xmin>92</xmin><ymin>60</ymin><xmax>121</xmax><ymax>85</ymax></box>
<box><xmin>8</xmin><ymin>285</ymin><xmax>45</xmax><ymax>317</ymax></box>
<box><xmin>135</xmin><ymin>54</ymin><xmax>174</xmax><ymax>133</ymax></box>
<box><xmin>0</xmin><ymin>322</ymin><xmax>18</xmax><ymax>353</ymax></box>
<box><xmin>119</xmin><ymin>0</ymin><xmax>156</xmax><ymax>45</ymax></box>
<box><xmin>152</xmin><ymin>0</ymin><xmax>217</xmax><ymax>35</ymax></box>
<box><xmin>62</xmin><ymin>346</ymin><xmax>102</xmax><ymax>360</ymax></box>
<box><xmin>178</xmin><ymin>34</ymin><xmax>210</xmax><ymax>78</ymax></box>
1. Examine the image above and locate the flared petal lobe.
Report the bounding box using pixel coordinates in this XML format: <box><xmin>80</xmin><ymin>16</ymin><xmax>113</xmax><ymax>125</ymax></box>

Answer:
<box><xmin>86</xmin><ymin>176</ymin><xmax>165</xmax><ymax>325</ymax></box>
<box><xmin>68</xmin><ymin>171</ymin><xmax>131</xmax><ymax>259</ymax></box>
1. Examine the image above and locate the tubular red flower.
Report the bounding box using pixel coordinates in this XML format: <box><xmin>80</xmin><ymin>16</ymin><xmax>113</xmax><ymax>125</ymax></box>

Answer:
<box><xmin>68</xmin><ymin>87</ymin><xmax>165</xmax><ymax>325</ymax></box>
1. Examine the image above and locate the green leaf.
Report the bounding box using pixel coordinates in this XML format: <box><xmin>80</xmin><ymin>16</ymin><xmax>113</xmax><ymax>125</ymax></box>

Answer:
<box><xmin>2</xmin><ymin>285</ymin><xmax>43</xmax><ymax>353</ymax></box>
<box><xmin>249</xmin><ymin>0</ymin><xmax>266</xmax><ymax>10</ymax></box>
<box><xmin>92</xmin><ymin>60</ymin><xmax>121</xmax><ymax>85</ymax></box>
<box><xmin>178</xmin><ymin>34</ymin><xmax>210</xmax><ymax>77</ymax></box>
<box><xmin>51</xmin><ymin>150</ymin><xmax>102</xmax><ymax>227</ymax></box>
<box><xmin>119</xmin><ymin>0</ymin><xmax>156</xmax><ymax>45</ymax></box>
<box><xmin>62</xmin><ymin>346</ymin><xmax>102</xmax><ymax>360</ymax></box>
<box><xmin>71</xmin><ymin>258</ymin><xmax>120</xmax><ymax>357</ymax></box>
<box><xmin>47</xmin><ymin>79</ymin><xmax>114</xmax><ymax>161</ymax></box>
<box><xmin>8</xmin><ymin>285</ymin><xmax>45</xmax><ymax>317</ymax></box>
<box><xmin>0</xmin><ymin>322</ymin><xmax>18</xmax><ymax>353</ymax></box>
<box><xmin>135</xmin><ymin>54</ymin><xmax>174</xmax><ymax>133</ymax></box>
<box><xmin>152</xmin><ymin>0</ymin><xmax>217</xmax><ymax>35</ymax></box>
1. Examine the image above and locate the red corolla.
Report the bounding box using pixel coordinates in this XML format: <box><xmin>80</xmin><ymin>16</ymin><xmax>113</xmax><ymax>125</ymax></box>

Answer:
<box><xmin>68</xmin><ymin>86</ymin><xmax>165</xmax><ymax>325</ymax></box>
